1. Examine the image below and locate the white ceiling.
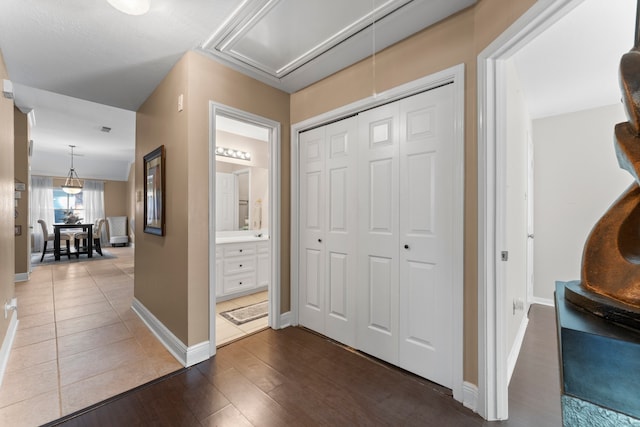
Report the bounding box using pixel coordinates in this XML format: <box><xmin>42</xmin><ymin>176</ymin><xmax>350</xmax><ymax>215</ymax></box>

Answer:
<box><xmin>3</xmin><ymin>0</ymin><xmax>633</xmax><ymax>181</ymax></box>
<box><xmin>513</xmin><ymin>0</ymin><xmax>636</xmax><ymax>120</ymax></box>
<box><xmin>0</xmin><ymin>0</ymin><xmax>475</xmax><ymax>181</ymax></box>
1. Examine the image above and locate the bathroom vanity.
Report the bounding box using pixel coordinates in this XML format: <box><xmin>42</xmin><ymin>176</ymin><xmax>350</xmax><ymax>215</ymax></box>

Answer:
<box><xmin>215</xmin><ymin>231</ymin><xmax>269</xmax><ymax>301</ymax></box>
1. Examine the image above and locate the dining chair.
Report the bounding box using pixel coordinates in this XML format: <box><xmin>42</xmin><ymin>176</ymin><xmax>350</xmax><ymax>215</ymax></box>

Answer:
<box><xmin>74</xmin><ymin>218</ymin><xmax>105</xmax><ymax>256</ymax></box>
<box><xmin>37</xmin><ymin>219</ymin><xmax>73</xmax><ymax>262</ymax></box>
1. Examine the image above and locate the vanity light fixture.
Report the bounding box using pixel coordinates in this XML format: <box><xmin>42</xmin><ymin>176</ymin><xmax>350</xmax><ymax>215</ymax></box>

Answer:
<box><xmin>61</xmin><ymin>145</ymin><xmax>83</xmax><ymax>194</ymax></box>
<box><xmin>215</xmin><ymin>146</ymin><xmax>251</xmax><ymax>161</ymax></box>
<box><xmin>106</xmin><ymin>0</ymin><xmax>150</xmax><ymax>16</ymax></box>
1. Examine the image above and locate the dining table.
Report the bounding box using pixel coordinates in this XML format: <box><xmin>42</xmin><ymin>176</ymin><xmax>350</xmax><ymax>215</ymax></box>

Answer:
<box><xmin>53</xmin><ymin>223</ymin><xmax>93</xmax><ymax>261</ymax></box>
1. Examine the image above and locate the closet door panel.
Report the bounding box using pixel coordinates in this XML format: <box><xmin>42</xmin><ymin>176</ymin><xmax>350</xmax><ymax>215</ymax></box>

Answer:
<box><xmin>324</xmin><ymin>118</ymin><xmax>358</xmax><ymax>346</ymax></box>
<box><xmin>328</xmin><ymin>251</ymin><xmax>348</xmax><ymax>319</ymax></box>
<box><xmin>299</xmin><ymin>127</ymin><xmax>325</xmax><ymax>331</ymax></box>
<box><xmin>367</xmin><ymin>255</ymin><xmax>393</xmax><ymax>333</ymax></box>
<box><xmin>399</xmin><ymin>84</ymin><xmax>454</xmax><ymax>388</ymax></box>
<box><xmin>357</xmin><ymin>102</ymin><xmax>400</xmax><ymax>364</ymax></box>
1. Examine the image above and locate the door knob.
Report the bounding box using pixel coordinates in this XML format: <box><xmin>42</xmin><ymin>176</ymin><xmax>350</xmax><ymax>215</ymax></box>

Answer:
<box><xmin>318</xmin><ymin>238</ymin><xmax>323</xmax><ymax>243</ymax></box>
<box><xmin>404</xmin><ymin>244</ymin><xmax>410</xmax><ymax>249</ymax></box>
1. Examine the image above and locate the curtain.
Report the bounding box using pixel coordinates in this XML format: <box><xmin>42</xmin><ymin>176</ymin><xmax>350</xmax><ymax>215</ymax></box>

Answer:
<box><xmin>31</xmin><ymin>176</ymin><xmax>54</xmax><ymax>253</ymax></box>
<box><xmin>83</xmin><ymin>180</ymin><xmax>106</xmax><ymax>243</ymax></box>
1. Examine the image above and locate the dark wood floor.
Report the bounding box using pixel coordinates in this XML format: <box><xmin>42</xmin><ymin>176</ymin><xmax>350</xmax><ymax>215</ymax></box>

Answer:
<box><xmin>48</xmin><ymin>305</ymin><xmax>561</xmax><ymax>426</ymax></box>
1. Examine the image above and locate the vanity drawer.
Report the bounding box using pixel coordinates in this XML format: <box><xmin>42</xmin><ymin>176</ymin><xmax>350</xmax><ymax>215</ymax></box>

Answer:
<box><xmin>224</xmin><ymin>255</ymin><xmax>255</xmax><ymax>275</ymax></box>
<box><xmin>223</xmin><ymin>273</ymin><xmax>255</xmax><ymax>294</ymax></box>
<box><xmin>223</xmin><ymin>243</ymin><xmax>256</xmax><ymax>258</ymax></box>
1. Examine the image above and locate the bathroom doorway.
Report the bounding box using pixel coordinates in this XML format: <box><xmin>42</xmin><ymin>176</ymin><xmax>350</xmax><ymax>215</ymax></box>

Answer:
<box><xmin>208</xmin><ymin>104</ymin><xmax>280</xmax><ymax>353</ymax></box>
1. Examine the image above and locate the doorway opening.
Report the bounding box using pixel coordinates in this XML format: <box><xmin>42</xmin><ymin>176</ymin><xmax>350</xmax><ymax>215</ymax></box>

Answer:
<box><xmin>208</xmin><ymin>104</ymin><xmax>281</xmax><ymax>355</ymax></box>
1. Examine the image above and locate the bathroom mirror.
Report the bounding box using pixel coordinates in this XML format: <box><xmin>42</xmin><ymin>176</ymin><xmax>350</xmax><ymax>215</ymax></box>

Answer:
<box><xmin>215</xmin><ymin>162</ymin><xmax>268</xmax><ymax>231</ymax></box>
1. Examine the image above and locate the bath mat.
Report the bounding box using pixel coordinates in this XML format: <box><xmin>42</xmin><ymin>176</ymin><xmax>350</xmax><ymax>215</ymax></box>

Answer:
<box><xmin>220</xmin><ymin>300</ymin><xmax>268</xmax><ymax>325</ymax></box>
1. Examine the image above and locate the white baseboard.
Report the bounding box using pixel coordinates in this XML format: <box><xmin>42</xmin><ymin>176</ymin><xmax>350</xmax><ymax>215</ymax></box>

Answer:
<box><xmin>507</xmin><ymin>315</ymin><xmax>529</xmax><ymax>384</ymax></box>
<box><xmin>278</xmin><ymin>311</ymin><xmax>292</xmax><ymax>329</ymax></box>
<box><xmin>14</xmin><ymin>272</ymin><xmax>29</xmax><ymax>282</ymax></box>
<box><xmin>530</xmin><ymin>296</ymin><xmax>555</xmax><ymax>307</ymax></box>
<box><xmin>0</xmin><ymin>311</ymin><xmax>19</xmax><ymax>388</ymax></box>
<box><xmin>463</xmin><ymin>381</ymin><xmax>478</xmax><ymax>412</ymax></box>
<box><xmin>132</xmin><ymin>298</ymin><xmax>209</xmax><ymax>367</ymax></box>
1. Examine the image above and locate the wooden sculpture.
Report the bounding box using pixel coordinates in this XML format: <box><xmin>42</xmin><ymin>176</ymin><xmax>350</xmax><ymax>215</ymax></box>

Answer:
<box><xmin>565</xmin><ymin>7</ymin><xmax>640</xmax><ymax>328</ymax></box>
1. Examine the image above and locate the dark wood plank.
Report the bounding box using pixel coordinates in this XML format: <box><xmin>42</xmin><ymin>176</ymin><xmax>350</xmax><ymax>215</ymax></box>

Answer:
<box><xmin>50</xmin><ymin>305</ymin><xmax>561</xmax><ymax>427</ymax></box>
<box><xmin>490</xmin><ymin>304</ymin><xmax>562</xmax><ymax>426</ymax></box>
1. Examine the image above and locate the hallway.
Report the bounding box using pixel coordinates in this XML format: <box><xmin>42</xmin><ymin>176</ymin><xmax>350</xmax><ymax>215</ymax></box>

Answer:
<box><xmin>48</xmin><ymin>305</ymin><xmax>561</xmax><ymax>426</ymax></box>
<box><xmin>0</xmin><ymin>247</ymin><xmax>182</xmax><ymax>426</ymax></box>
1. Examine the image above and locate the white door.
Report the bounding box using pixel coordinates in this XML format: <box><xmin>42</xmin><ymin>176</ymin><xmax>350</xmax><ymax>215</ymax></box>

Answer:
<box><xmin>300</xmin><ymin>84</ymin><xmax>456</xmax><ymax>388</ymax></box>
<box><xmin>323</xmin><ymin>118</ymin><xmax>358</xmax><ymax>346</ymax></box>
<box><xmin>357</xmin><ymin>101</ymin><xmax>401</xmax><ymax>364</ymax></box>
<box><xmin>398</xmin><ymin>85</ymin><xmax>454</xmax><ymax>388</ymax></box>
<box><xmin>526</xmin><ymin>132</ymin><xmax>534</xmax><ymax>302</ymax></box>
<box><xmin>216</xmin><ymin>172</ymin><xmax>237</xmax><ymax>231</ymax></box>
<box><xmin>299</xmin><ymin>117</ymin><xmax>358</xmax><ymax>346</ymax></box>
<box><xmin>299</xmin><ymin>126</ymin><xmax>326</xmax><ymax>333</ymax></box>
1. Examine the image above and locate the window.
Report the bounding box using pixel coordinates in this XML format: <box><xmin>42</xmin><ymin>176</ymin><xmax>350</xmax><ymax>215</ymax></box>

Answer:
<box><xmin>53</xmin><ymin>189</ymin><xmax>84</xmax><ymax>223</ymax></box>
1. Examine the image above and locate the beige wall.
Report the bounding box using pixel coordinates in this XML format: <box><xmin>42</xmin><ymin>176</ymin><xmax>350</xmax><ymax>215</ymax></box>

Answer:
<box><xmin>290</xmin><ymin>0</ymin><xmax>535</xmax><ymax>386</ymax></box>
<box><xmin>135</xmin><ymin>51</ymin><xmax>290</xmax><ymax>346</ymax></box>
<box><xmin>0</xmin><ymin>50</ymin><xmax>15</xmax><ymax>347</ymax></box>
<box><xmin>14</xmin><ymin>108</ymin><xmax>29</xmax><ymax>276</ymax></box>
<box><xmin>104</xmin><ymin>180</ymin><xmax>128</xmax><ymax>218</ymax></box>
<box><xmin>135</xmin><ymin>54</ymin><xmax>190</xmax><ymax>343</ymax></box>
<box><xmin>187</xmin><ymin>52</ymin><xmax>290</xmax><ymax>345</ymax></box>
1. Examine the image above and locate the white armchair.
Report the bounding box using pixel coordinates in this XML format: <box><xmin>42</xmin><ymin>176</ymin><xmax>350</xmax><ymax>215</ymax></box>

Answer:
<box><xmin>107</xmin><ymin>216</ymin><xmax>129</xmax><ymax>247</ymax></box>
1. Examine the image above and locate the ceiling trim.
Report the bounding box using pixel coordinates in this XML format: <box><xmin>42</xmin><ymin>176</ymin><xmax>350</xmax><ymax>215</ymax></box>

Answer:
<box><xmin>203</xmin><ymin>0</ymin><xmax>413</xmax><ymax>79</ymax></box>
<box><xmin>198</xmin><ymin>0</ymin><xmax>476</xmax><ymax>93</ymax></box>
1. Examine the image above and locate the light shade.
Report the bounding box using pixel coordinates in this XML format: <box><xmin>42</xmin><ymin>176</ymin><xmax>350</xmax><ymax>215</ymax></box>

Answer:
<box><xmin>215</xmin><ymin>146</ymin><xmax>251</xmax><ymax>161</ymax></box>
<box><xmin>62</xmin><ymin>145</ymin><xmax>83</xmax><ymax>194</ymax></box>
<box><xmin>107</xmin><ymin>0</ymin><xmax>150</xmax><ymax>16</ymax></box>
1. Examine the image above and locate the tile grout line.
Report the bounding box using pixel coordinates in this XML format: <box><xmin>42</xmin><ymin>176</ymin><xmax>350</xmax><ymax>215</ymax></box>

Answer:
<box><xmin>49</xmin><ymin>264</ymin><xmax>64</xmax><ymax>420</ymax></box>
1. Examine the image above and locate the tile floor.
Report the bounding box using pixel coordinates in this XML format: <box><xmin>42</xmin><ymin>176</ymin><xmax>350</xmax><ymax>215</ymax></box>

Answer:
<box><xmin>0</xmin><ymin>246</ymin><xmax>182</xmax><ymax>426</ymax></box>
<box><xmin>0</xmin><ymin>246</ymin><xmax>270</xmax><ymax>426</ymax></box>
<box><xmin>215</xmin><ymin>290</ymin><xmax>269</xmax><ymax>346</ymax></box>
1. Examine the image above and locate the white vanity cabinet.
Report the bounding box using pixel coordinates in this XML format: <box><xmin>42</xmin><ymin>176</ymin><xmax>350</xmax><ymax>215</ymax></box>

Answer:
<box><xmin>256</xmin><ymin>241</ymin><xmax>270</xmax><ymax>288</ymax></box>
<box><xmin>216</xmin><ymin>240</ymin><xmax>269</xmax><ymax>301</ymax></box>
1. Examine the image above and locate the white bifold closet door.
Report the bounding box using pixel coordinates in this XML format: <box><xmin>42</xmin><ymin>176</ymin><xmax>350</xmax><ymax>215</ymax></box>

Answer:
<box><xmin>299</xmin><ymin>117</ymin><xmax>358</xmax><ymax>347</ymax></box>
<box><xmin>299</xmin><ymin>83</ymin><xmax>454</xmax><ymax>388</ymax></box>
<box><xmin>358</xmin><ymin>84</ymin><xmax>454</xmax><ymax>388</ymax></box>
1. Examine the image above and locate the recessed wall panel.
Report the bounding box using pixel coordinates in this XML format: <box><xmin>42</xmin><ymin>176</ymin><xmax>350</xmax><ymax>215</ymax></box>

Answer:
<box><xmin>370</xmin><ymin>119</ymin><xmax>393</xmax><ymax>147</ymax></box>
<box><xmin>329</xmin><ymin>167</ymin><xmax>347</xmax><ymax>233</ymax></box>
<box><xmin>369</xmin><ymin>159</ymin><xmax>393</xmax><ymax>233</ymax></box>
<box><xmin>406</xmin><ymin>107</ymin><xmax>436</xmax><ymax>141</ymax></box>
<box><xmin>407</xmin><ymin>152</ymin><xmax>435</xmax><ymax>234</ymax></box>
<box><xmin>405</xmin><ymin>261</ymin><xmax>436</xmax><ymax>349</ymax></box>
<box><xmin>306</xmin><ymin>138</ymin><xmax>321</xmax><ymax>162</ymax></box>
<box><xmin>329</xmin><ymin>252</ymin><xmax>348</xmax><ymax>320</ymax></box>
<box><xmin>368</xmin><ymin>256</ymin><xmax>392</xmax><ymax>333</ymax></box>
<box><xmin>305</xmin><ymin>249</ymin><xmax>322</xmax><ymax>310</ymax></box>
<box><xmin>306</xmin><ymin>171</ymin><xmax>321</xmax><ymax>230</ymax></box>
<box><xmin>330</xmin><ymin>132</ymin><xmax>348</xmax><ymax>158</ymax></box>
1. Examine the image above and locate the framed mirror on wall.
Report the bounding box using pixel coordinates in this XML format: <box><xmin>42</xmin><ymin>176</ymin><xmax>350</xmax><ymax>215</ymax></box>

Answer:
<box><xmin>143</xmin><ymin>145</ymin><xmax>165</xmax><ymax>236</ymax></box>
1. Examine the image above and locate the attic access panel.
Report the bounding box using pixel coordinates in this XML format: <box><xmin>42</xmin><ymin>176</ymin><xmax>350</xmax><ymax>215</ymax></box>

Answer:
<box><xmin>204</xmin><ymin>0</ymin><xmax>413</xmax><ymax>79</ymax></box>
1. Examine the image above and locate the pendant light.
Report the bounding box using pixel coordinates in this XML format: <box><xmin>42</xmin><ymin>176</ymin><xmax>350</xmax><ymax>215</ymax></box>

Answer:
<box><xmin>61</xmin><ymin>145</ymin><xmax>82</xmax><ymax>195</ymax></box>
